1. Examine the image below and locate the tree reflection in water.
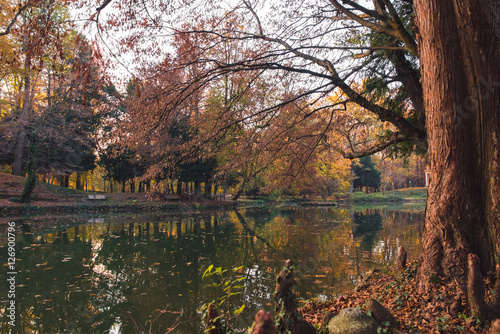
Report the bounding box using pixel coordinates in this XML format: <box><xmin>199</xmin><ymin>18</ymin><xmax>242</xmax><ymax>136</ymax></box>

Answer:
<box><xmin>0</xmin><ymin>206</ymin><xmax>423</xmax><ymax>333</ymax></box>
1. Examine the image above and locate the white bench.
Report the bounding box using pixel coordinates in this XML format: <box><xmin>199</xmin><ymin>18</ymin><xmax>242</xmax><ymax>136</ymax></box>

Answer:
<box><xmin>88</xmin><ymin>195</ymin><xmax>107</xmax><ymax>200</ymax></box>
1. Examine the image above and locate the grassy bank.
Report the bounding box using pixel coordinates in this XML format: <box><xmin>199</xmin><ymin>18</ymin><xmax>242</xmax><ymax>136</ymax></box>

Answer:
<box><xmin>348</xmin><ymin>187</ymin><xmax>427</xmax><ymax>203</ymax></box>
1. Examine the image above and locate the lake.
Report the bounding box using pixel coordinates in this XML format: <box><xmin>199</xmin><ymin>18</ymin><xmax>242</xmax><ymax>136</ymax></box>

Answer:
<box><xmin>0</xmin><ymin>205</ymin><xmax>424</xmax><ymax>333</ymax></box>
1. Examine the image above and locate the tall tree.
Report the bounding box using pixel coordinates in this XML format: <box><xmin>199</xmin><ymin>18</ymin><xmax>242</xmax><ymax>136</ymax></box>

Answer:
<box><xmin>414</xmin><ymin>0</ymin><xmax>500</xmax><ymax>290</ymax></box>
<box><xmin>10</xmin><ymin>0</ymin><xmax>62</xmax><ymax>175</ymax></box>
<box><xmin>352</xmin><ymin>156</ymin><xmax>381</xmax><ymax>192</ymax></box>
<box><xmin>1</xmin><ymin>1</ymin><xmax>109</xmax><ymax>201</ymax></box>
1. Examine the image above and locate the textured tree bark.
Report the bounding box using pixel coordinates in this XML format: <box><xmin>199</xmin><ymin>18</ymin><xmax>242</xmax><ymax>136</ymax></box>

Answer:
<box><xmin>415</xmin><ymin>0</ymin><xmax>500</xmax><ymax>288</ymax></box>
<box><xmin>494</xmin><ymin>264</ymin><xmax>500</xmax><ymax>310</ymax></box>
<box><xmin>467</xmin><ymin>254</ymin><xmax>487</xmax><ymax>317</ymax></box>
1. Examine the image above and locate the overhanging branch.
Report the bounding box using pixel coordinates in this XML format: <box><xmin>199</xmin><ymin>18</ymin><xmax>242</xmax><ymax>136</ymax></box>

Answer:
<box><xmin>337</xmin><ymin>132</ymin><xmax>408</xmax><ymax>159</ymax></box>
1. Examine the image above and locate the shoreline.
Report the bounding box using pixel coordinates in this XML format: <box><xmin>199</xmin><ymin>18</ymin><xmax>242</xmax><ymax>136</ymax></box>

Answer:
<box><xmin>0</xmin><ymin>196</ymin><xmax>429</xmax><ymax>218</ymax></box>
<box><xmin>0</xmin><ymin>200</ymin><xmax>239</xmax><ymax>218</ymax></box>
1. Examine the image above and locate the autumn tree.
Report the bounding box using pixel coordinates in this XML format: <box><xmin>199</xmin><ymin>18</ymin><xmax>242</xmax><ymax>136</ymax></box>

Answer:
<box><xmin>0</xmin><ymin>1</ymin><xmax>109</xmax><ymax>201</ymax></box>
<box><xmin>377</xmin><ymin>153</ymin><xmax>426</xmax><ymax>191</ymax></box>
<box><xmin>8</xmin><ymin>0</ymin><xmax>64</xmax><ymax>176</ymax></box>
<box><xmin>82</xmin><ymin>0</ymin><xmax>499</xmax><ymax>303</ymax></box>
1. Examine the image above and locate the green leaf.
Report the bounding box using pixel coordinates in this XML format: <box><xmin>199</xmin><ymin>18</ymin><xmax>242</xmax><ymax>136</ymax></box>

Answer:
<box><xmin>203</xmin><ymin>264</ymin><xmax>214</xmax><ymax>279</ymax></box>
<box><xmin>233</xmin><ymin>304</ymin><xmax>245</xmax><ymax>315</ymax></box>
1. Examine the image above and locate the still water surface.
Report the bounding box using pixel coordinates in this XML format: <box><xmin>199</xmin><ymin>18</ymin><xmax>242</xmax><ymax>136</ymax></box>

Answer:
<box><xmin>0</xmin><ymin>205</ymin><xmax>424</xmax><ymax>333</ymax></box>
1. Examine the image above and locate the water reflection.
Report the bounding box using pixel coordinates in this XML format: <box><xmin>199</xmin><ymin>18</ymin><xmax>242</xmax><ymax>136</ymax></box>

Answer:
<box><xmin>0</xmin><ymin>206</ymin><xmax>423</xmax><ymax>333</ymax></box>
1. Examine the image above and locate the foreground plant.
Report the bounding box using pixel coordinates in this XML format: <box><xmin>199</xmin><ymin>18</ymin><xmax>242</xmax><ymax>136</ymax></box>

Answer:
<box><xmin>200</xmin><ymin>264</ymin><xmax>248</xmax><ymax>333</ymax></box>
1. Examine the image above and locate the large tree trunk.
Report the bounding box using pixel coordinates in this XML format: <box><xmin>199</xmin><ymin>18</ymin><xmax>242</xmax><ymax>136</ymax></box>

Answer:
<box><xmin>415</xmin><ymin>0</ymin><xmax>500</xmax><ymax>288</ymax></box>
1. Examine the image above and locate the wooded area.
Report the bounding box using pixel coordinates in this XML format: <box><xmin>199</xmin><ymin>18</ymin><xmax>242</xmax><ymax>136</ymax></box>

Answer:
<box><xmin>1</xmin><ymin>0</ymin><xmax>499</xmax><ymax>329</ymax></box>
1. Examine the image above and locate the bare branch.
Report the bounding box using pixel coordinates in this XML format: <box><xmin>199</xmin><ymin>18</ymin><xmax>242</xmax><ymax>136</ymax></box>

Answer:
<box><xmin>328</xmin><ymin>0</ymin><xmax>396</xmax><ymax>36</ymax></box>
<box><xmin>243</xmin><ymin>0</ymin><xmax>263</xmax><ymax>36</ymax></box>
<box><xmin>96</xmin><ymin>0</ymin><xmax>113</xmax><ymax>12</ymax></box>
<box><xmin>340</xmin><ymin>0</ymin><xmax>386</xmax><ymax>21</ymax></box>
<box><xmin>329</xmin><ymin>0</ymin><xmax>417</xmax><ymax>55</ymax></box>
<box><xmin>0</xmin><ymin>1</ymin><xmax>32</xmax><ymax>36</ymax></box>
<box><xmin>183</xmin><ymin>27</ymin><xmax>426</xmax><ymax>147</ymax></box>
<box><xmin>337</xmin><ymin>132</ymin><xmax>408</xmax><ymax>159</ymax></box>
<box><xmin>320</xmin><ymin>58</ymin><xmax>426</xmax><ymax>144</ymax></box>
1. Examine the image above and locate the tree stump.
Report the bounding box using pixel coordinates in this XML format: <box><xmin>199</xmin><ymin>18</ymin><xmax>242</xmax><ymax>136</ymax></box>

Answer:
<box><xmin>394</xmin><ymin>246</ymin><xmax>407</xmax><ymax>272</ymax></box>
<box><xmin>274</xmin><ymin>259</ymin><xmax>316</xmax><ymax>333</ymax></box>
<box><xmin>205</xmin><ymin>303</ymin><xmax>222</xmax><ymax>334</ymax></box>
<box><xmin>274</xmin><ymin>259</ymin><xmax>296</xmax><ymax>317</ymax></box>
<box><xmin>249</xmin><ymin>310</ymin><xmax>276</xmax><ymax>334</ymax></box>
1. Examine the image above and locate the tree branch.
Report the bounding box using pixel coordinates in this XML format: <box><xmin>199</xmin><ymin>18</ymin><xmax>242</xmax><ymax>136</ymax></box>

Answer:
<box><xmin>319</xmin><ymin>58</ymin><xmax>426</xmax><ymax>143</ymax></box>
<box><xmin>337</xmin><ymin>132</ymin><xmax>408</xmax><ymax>159</ymax></box>
<box><xmin>340</xmin><ymin>0</ymin><xmax>386</xmax><ymax>21</ymax></box>
<box><xmin>96</xmin><ymin>0</ymin><xmax>113</xmax><ymax>12</ymax></box>
<box><xmin>0</xmin><ymin>1</ymin><xmax>32</xmax><ymax>36</ymax></box>
<box><xmin>380</xmin><ymin>0</ymin><xmax>418</xmax><ymax>55</ymax></box>
<box><xmin>329</xmin><ymin>0</ymin><xmax>417</xmax><ymax>55</ymax></box>
<box><xmin>187</xmin><ymin>28</ymin><xmax>426</xmax><ymax>146</ymax></box>
<box><xmin>243</xmin><ymin>0</ymin><xmax>263</xmax><ymax>36</ymax></box>
<box><xmin>328</xmin><ymin>0</ymin><xmax>396</xmax><ymax>36</ymax></box>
